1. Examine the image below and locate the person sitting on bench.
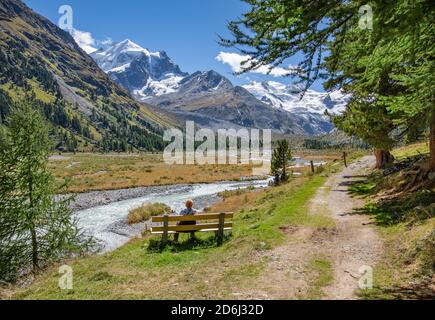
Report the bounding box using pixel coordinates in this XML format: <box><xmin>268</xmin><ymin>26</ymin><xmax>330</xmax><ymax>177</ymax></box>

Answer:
<box><xmin>174</xmin><ymin>199</ymin><xmax>197</xmax><ymax>242</ymax></box>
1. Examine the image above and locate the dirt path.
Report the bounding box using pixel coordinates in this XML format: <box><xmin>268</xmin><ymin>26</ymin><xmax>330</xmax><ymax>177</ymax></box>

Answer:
<box><xmin>318</xmin><ymin>156</ymin><xmax>383</xmax><ymax>299</ymax></box>
<box><xmin>241</xmin><ymin>156</ymin><xmax>383</xmax><ymax>300</ymax></box>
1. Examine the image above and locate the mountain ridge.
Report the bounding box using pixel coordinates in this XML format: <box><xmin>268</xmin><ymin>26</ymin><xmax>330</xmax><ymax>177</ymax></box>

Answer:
<box><xmin>91</xmin><ymin>39</ymin><xmax>187</xmax><ymax>98</ymax></box>
<box><xmin>243</xmin><ymin>80</ymin><xmax>349</xmax><ymax>134</ymax></box>
<box><xmin>92</xmin><ymin>39</ymin><xmax>347</xmax><ymax>135</ymax></box>
<box><xmin>146</xmin><ymin>70</ymin><xmax>305</xmax><ymax>134</ymax></box>
<box><xmin>0</xmin><ymin>0</ymin><xmax>177</xmax><ymax>152</ymax></box>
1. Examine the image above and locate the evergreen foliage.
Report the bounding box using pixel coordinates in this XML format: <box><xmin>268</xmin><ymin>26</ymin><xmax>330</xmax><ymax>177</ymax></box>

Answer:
<box><xmin>221</xmin><ymin>0</ymin><xmax>435</xmax><ymax>169</ymax></box>
<box><xmin>0</xmin><ymin>101</ymin><xmax>94</xmax><ymax>282</ymax></box>
<box><xmin>271</xmin><ymin>139</ymin><xmax>292</xmax><ymax>185</ymax></box>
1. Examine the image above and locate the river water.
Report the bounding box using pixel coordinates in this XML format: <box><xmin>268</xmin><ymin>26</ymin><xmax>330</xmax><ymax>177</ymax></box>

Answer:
<box><xmin>75</xmin><ymin>178</ymin><xmax>272</xmax><ymax>252</ymax></box>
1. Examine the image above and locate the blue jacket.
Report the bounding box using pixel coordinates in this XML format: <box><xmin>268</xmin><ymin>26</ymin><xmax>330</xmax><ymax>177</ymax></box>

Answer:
<box><xmin>179</xmin><ymin>208</ymin><xmax>197</xmax><ymax>216</ymax></box>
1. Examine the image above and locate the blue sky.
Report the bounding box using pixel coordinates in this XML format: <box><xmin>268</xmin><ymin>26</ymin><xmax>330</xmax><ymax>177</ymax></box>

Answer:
<box><xmin>23</xmin><ymin>0</ymin><xmax>324</xmax><ymax>91</ymax></box>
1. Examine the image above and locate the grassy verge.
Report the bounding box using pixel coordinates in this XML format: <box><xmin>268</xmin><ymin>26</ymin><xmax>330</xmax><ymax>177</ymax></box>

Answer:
<box><xmin>5</xmin><ymin>173</ymin><xmax>330</xmax><ymax>300</ymax></box>
<box><xmin>392</xmin><ymin>142</ymin><xmax>429</xmax><ymax>160</ymax></box>
<box><xmin>360</xmin><ymin>220</ymin><xmax>434</xmax><ymax>299</ymax></box>
<box><xmin>348</xmin><ymin>143</ymin><xmax>434</xmax><ymax>299</ymax></box>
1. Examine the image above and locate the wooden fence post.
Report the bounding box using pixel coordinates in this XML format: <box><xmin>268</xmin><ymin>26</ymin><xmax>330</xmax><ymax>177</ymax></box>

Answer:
<box><xmin>217</xmin><ymin>212</ymin><xmax>225</xmax><ymax>245</ymax></box>
<box><xmin>310</xmin><ymin>160</ymin><xmax>315</xmax><ymax>173</ymax></box>
<box><xmin>343</xmin><ymin>152</ymin><xmax>348</xmax><ymax>168</ymax></box>
<box><xmin>162</xmin><ymin>214</ymin><xmax>169</xmax><ymax>245</ymax></box>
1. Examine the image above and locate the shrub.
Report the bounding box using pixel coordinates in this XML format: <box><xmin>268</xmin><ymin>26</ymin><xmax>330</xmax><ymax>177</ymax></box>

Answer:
<box><xmin>127</xmin><ymin>203</ymin><xmax>172</xmax><ymax>224</ymax></box>
<box><xmin>316</xmin><ymin>165</ymin><xmax>325</xmax><ymax>174</ymax></box>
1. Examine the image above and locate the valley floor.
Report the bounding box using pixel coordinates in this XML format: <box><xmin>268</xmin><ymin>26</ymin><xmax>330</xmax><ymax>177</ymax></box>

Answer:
<box><xmin>2</xmin><ymin>144</ymin><xmax>432</xmax><ymax>300</ymax></box>
<box><xmin>48</xmin><ymin>151</ymin><xmax>343</xmax><ymax>193</ymax></box>
<box><xmin>3</xmin><ymin>154</ymin><xmax>385</xmax><ymax>300</ymax></box>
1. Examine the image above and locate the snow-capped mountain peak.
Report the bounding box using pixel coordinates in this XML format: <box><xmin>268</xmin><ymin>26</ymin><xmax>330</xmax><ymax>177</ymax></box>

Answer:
<box><xmin>91</xmin><ymin>39</ymin><xmax>160</xmax><ymax>73</ymax></box>
<box><xmin>243</xmin><ymin>80</ymin><xmax>349</xmax><ymax>135</ymax></box>
<box><xmin>91</xmin><ymin>39</ymin><xmax>187</xmax><ymax>97</ymax></box>
<box><xmin>90</xmin><ymin>39</ymin><xmax>349</xmax><ymax>135</ymax></box>
<box><xmin>243</xmin><ymin>81</ymin><xmax>348</xmax><ymax>116</ymax></box>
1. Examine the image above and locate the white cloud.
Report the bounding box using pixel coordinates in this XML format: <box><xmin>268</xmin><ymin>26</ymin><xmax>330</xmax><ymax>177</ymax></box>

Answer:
<box><xmin>70</xmin><ymin>28</ymin><xmax>97</xmax><ymax>54</ymax></box>
<box><xmin>216</xmin><ymin>52</ymin><xmax>297</xmax><ymax>77</ymax></box>
<box><xmin>69</xmin><ymin>29</ymin><xmax>114</xmax><ymax>54</ymax></box>
<box><xmin>100</xmin><ymin>38</ymin><xmax>113</xmax><ymax>46</ymax></box>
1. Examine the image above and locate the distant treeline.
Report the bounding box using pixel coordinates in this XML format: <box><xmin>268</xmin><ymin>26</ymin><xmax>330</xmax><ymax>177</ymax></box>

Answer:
<box><xmin>303</xmin><ymin>138</ymin><xmax>370</xmax><ymax>150</ymax></box>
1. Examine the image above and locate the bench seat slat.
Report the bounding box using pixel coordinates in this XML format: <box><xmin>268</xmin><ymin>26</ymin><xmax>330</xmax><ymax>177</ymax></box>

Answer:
<box><xmin>151</xmin><ymin>222</ymin><xmax>232</xmax><ymax>233</ymax></box>
<box><xmin>152</xmin><ymin>213</ymin><xmax>233</xmax><ymax>223</ymax></box>
<box><xmin>151</xmin><ymin>228</ymin><xmax>233</xmax><ymax>235</ymax></box>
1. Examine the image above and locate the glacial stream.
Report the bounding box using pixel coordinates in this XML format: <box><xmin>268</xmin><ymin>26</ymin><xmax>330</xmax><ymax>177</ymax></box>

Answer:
<box><xmin>75</xmin><ymin>178</ymin><xmax>272</xmax><ymax>252</ymax></box>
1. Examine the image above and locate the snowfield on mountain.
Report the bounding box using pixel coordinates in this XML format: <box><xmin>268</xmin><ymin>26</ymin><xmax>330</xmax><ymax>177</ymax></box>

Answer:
<box><xmin>91</xmin><ymin>40</ymin><xmax>348</xmax><ymax>135</ymax></box>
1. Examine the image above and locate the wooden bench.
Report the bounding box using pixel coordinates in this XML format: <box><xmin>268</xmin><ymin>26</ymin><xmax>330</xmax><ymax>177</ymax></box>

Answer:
<box><xmin>151</xmin><ymin>212</ymin><xmax>233</xmax><ymax>245</ymax></box>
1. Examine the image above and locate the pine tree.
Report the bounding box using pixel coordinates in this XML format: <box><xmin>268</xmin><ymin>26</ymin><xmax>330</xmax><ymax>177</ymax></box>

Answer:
<box><xmin>271</xmin><ymin>140</ymin><xmax>292</xmax><ymax>185</ymax></box>
<box><xmin>326</xmin><ymin>1</ymin><xmax>434</xmax><ymax>169</ymax></box>
<box><xmin>0</xmin><ymin>101</ymin><xmax>93</xmax><ymax>282</ymax></box>
<box><xmin>221</xmin><ymin>0</ymin><xmax>434</xmax><ymax>170</ymax></box>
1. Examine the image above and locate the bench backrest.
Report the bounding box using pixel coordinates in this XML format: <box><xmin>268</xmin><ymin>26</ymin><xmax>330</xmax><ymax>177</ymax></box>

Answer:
<box><xmin>151</xmin><ymin>212</ymin><xmax>233</xmax><ymax>244</ymax></box>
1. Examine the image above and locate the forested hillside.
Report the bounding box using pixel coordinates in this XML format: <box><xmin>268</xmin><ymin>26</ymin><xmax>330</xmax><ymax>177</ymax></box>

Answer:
<box><xmin>0</xmin><ymin>0</ymin><xmax>176</xmax><ymax>152</ymax></box>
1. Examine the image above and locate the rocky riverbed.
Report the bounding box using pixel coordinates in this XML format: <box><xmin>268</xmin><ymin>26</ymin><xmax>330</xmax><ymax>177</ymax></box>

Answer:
<box><xmin>69</xmin><ymin>179</ymin><xmax>272</xmax><ymax>252</ymax></box>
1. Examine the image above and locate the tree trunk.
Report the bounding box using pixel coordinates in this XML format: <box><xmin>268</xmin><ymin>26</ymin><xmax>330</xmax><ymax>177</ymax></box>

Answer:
<box><xmin>28</xmin><ymin>162</ymin><xmax>38</xmax><ymax>271</ymax></box>
<box><xmin>31</xmin><ymin>225</ymin><xmax>38</xmax><ymax>271</ymax></box>
<box><xmin>429</xmin><ymin>111</ymin><xmax>435</xmax><ymax>171</ymax></box>
<box><xmin>374</xmin><ymin>149</ymin><xmax>393</xmax><ymax>169</ymax></box>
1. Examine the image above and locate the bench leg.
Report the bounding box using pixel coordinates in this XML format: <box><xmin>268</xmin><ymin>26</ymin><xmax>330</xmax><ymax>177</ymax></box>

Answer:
<box><xmin>217</xmin><ymin>212</ymin><xmax>225</xmax><ymax>246</ymax></box>
<box><xmin>162</xmin><ymin>214</ymin><xmax>169</xmax><ymax>245</ymax></box>
<box><xmin>174</xmin><ymin>233</ymin><xmax>179</xmax><ymax>242</ymax></box>
<box><xmin>190</xmin><ymin>232</ymin><xmax>195</xmax><ymax>240</ymax></box>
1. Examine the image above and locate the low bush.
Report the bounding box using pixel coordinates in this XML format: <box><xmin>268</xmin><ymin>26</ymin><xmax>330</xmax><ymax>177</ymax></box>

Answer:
<box><xmin>127</xmin><ymin>203</ymin><xmax>172</xmax><ymax>224</ymax></box>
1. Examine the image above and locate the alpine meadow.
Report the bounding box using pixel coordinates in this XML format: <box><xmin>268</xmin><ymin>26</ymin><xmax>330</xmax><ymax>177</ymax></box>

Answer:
<box><xmin>0</xmin><ymin>0</ymin><xmax>433</xmax><ymax>306</ymax></box>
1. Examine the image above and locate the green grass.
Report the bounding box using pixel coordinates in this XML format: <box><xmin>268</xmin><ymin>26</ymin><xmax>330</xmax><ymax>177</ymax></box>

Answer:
<box><xmin>349</xmin><ymin>143</ymin><xmax>435</xmax><ymax>299</ymax></box>
<box><xmin>355</xmin><ymin>191</ymin><xmax>434</xmax><ymax>226</ymax></box>
<box><xmin>359</xmin><ymin>219</ymin><xmax>434</xmax><ymax>300</ymax></box>
<box><xmin>126</xmin><ymin>203</ymin><xmax>171</xmax><ymax>225</ymax></box>
<box><xmin>232</xmin><ymin>175</ymin><xmax>333</xmax><ymax>247</ymax></box>
<box><xmin>302</xmin><ymin>256</ymin><xmax>334</xmax><ymax>300</ymax></box>
<box><xmin>7</xmin><ymin>173</ymin><xmax>331</xmax><ymax>300</ymax></box>
<box><xmin>392</xmin><ymin>142</ymin><xmax>429</xmax><ymax>160</ymax></box>
<box><xmin>348</xmin><ymin>181</ymin><xmax>377</xmax><ymax>197</ymax></box>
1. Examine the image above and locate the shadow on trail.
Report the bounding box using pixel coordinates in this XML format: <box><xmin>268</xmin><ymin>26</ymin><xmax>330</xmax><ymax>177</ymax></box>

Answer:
<box><xmin>338</xmin><ymin>180</ymin><xmax>367</xmax><ymax>188</ymax></box>
<box><xmin>342</xmin><ymin>175</ymin><xmax>369</xmax><ymax>179</ymax></box>
<box><xmin>333</xmin><ymin>171</ymin><xmax>434</xmax><ymax>226</ymax></box>
<box><xmin>367</xmin><ymin>282</ymin><xmax>435</xmax><ymax>300</ymax></box>
<box><xmin>330</xmin><ymin>173</ymin><xmax>372</xmax><ymax>194</ymax></box>
<box><xmin>352</xmin><ymin>193</ymin><xmax>434</xmax><ymax>226</ymax></box>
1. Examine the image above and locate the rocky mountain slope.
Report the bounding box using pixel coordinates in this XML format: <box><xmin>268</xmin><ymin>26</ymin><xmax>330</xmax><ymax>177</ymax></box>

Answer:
<box><xmin>93</xmin><ymin>40</ymin><xmax>347</xmax><ymax>135</ymax></box>
<box><xmin>0</xmin><ymin>0</ymin><xmax>176</xmax><ymax>152</ymax></box>
<box><xmin>91</xmin><ymin>40</ymin><xmax>303</xmax><ymax>134</ymax></box>
<box><xmin>91</xmin><ymin>40</ymin><xmax>188</xmax><ymax>98</ymax></box>
<box><xmin>243</xmin><ymin>81</ymin><xmax>349</xmax><ymax>134</ymax></box>
<box><xmin>146</xmin><ymin>70</ymin><xmax>304</xmax><ymax>134</ymax></box>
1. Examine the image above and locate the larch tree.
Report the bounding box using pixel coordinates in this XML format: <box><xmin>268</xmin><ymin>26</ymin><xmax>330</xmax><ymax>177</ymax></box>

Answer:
<box><xmin>326</xmin><ymin>0</ymin><xmax>434</xmax><ymax>169</ymax></box>
<box><xmin>368</xmin><ymin>0</ymin><xmax>435</xmax><ymax>171</ymax></box>
<box><xmin>220</xmin><ymin>0</ymin><xmax>434</xmax><ymax>170</ymax></box>
<box><xmin>271</xmin><ymin>139</ymin><xmax>292</xmax><ymax>185</ymax></box>
<box><xmin>0</xmin><ymin>100</ymin><xmax>93</xmax><ymax>282</ymax></box>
